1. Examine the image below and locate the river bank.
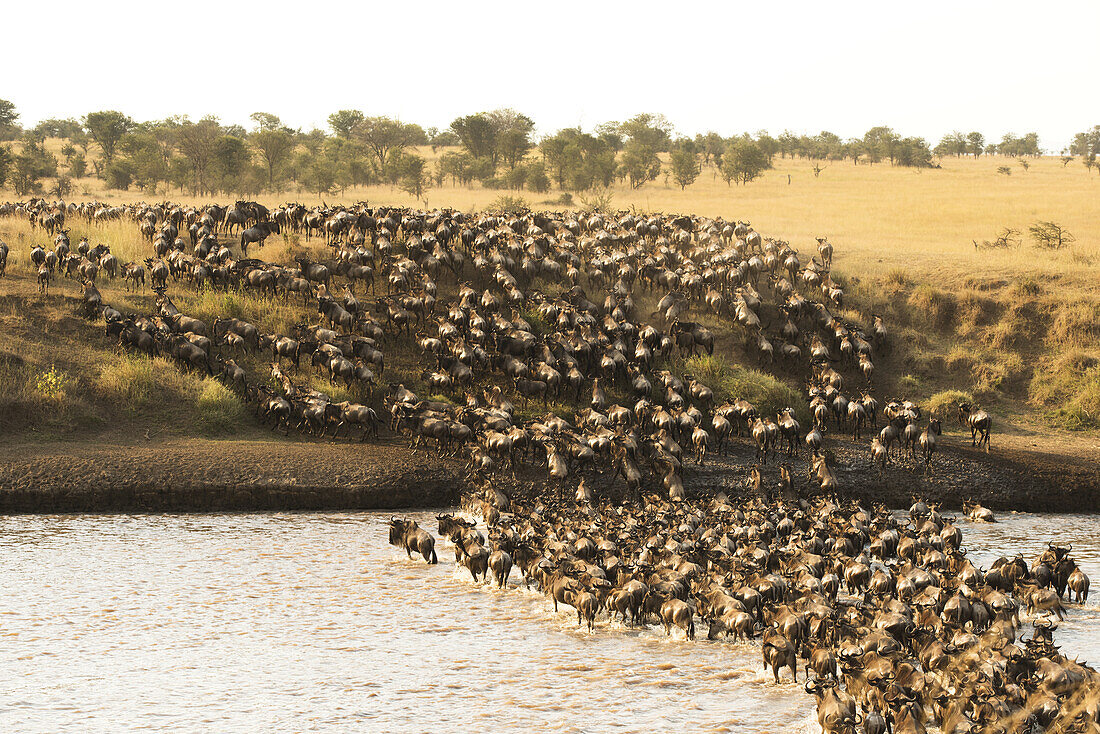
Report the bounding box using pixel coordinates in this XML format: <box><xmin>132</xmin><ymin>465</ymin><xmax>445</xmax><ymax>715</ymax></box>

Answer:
<box><xmin>0</xmin><ymin>437</ymin><xmax>465</xmax><ymax>512</ymax></box>
<box><xmin>0</xmin><ymin>432</ymin><xmax>1096</xmax><ymax>513</ymax></box>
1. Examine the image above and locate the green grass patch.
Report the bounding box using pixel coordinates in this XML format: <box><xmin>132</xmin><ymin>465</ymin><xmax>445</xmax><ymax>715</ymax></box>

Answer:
<box><xmin>95</xmin><ymin>355</ymin><xmax>197</xmax><ymax>411</ymax></box>
<box><xmin>899</xmin><ymin>374</ymin><xmax>922</xmax><ymax>392</ymax></box>
<box><xmin>926</xmin><ymin>390</ymin><xmax>974</xmax><ymax>421</ymax></box>
<box><xmin>1029</xmin><ymin>352</ymin><xmax>1100</xmax><ymax>430</ymax></box>
<box><xmin>684</xmin><ymin>354</ymin><xmax>807</xmax><ymax>423</ymax></box>
<box><xmin>196</xmin><ymin>378</ymin><xmax>249</xmax><ymax>435</ymax></box>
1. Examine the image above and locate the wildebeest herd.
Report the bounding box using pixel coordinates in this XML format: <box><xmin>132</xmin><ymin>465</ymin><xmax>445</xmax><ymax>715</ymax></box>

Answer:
<box><xmin>395</xmin><ymin>494</ymin><xmax>1095</xmax><ymax>734</ymax></box>
<box><xmin>2</xmin><ymin>196</ymin><xmax>1090</xmax><ymax>731</ymax></box>
<box><xmin>4</xmin><ymin>196</ymin><xmax>994</xmax><ymax>501</ymax></box>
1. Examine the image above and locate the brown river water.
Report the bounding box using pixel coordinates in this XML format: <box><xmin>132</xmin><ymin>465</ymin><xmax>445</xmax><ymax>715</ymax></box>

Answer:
<box><xmin>1</xmin><ymin>511</ymin><xmax>1097</xmax><ymax>733</ymax></box>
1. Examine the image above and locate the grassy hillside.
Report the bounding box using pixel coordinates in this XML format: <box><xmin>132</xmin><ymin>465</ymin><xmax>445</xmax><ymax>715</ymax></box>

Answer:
<box><xmin>0</xmin><ymin>153</ymin><xmax>1098</xmax><ymax>445</ymax></box>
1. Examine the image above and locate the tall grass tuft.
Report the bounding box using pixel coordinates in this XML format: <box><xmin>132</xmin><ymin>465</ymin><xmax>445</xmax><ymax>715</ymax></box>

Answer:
<box><xmin>907</xmin><ymin>285</ymin><xmax>956</xmax><ymax>330</ymax></box>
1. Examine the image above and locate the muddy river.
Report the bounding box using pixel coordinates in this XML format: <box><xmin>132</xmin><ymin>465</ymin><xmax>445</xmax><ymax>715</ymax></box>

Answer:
<box><xmin>1</xmin><ymin>511</ymin><xmax>1097</xmax><ymax>732</ymax></box>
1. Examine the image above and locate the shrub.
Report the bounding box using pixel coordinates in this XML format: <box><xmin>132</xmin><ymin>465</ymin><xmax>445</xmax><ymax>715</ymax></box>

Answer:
<box><xmin>578</xmin><ymin>187</ymin><xmax>615</xmax><ymax>214</ymax></box>
<box><xmin>1011</xmin><ymin>277</ymin><xmax>1041</xmax><ymax>298</ymax></box>
<box><xmin>35</xmin><ymin>365</ymin><xmax>70</xmax><ymax>400</ymax></box>
<box><xmin>973</xmin><ymin>227</ymin><xmax>1021</xmax><ymax>250</ymax></box>
<box><xmin>196</xmin><ymin>379</ymin><xmax>248</xmax><ymax>434</ymax></box>
<box><xmin>483</xmin><ymin>195</ymin><xmax>528</xmax><ymax>215</ymax></box>
<box><xmin>884</xmin><ymin>268</ymin><xmax>912</xmax><ymax>288</ymax></box>
<box><xmin>1070</xmin><ymin>250</ymin><xmax>1095</xmax><ymax>266</ymax></box>
<box><xmin>520</xmin><ymin>308</ymin><xmax>549</xmax><ymax>336</ymax></box>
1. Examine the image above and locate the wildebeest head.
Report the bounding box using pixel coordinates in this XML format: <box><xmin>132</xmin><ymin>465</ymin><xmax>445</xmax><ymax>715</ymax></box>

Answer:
<box><xmin>388</xmin><ymin>517</ymin><xmax>407</xmax><ymax>546</ymax></box>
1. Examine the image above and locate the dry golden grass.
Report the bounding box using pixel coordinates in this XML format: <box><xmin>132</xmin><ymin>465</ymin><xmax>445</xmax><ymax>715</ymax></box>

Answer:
<box><xmin>29</xmin><ymin>143</ymin><xmax>1097</xmax><ymax>289</ymax></box>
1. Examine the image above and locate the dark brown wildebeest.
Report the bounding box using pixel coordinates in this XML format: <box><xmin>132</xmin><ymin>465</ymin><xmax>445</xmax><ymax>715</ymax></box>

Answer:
<box><xmin>389</xmin><ymin>518</ymin><xmax>437</xmax><ymax>564</ymax></box>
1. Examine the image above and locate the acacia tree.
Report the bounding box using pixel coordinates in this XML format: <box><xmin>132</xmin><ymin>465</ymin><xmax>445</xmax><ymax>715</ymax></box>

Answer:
<box><xmin>894</xmin><ymin>137</ymin><xmax>934</xmax><ymax>167</ymax></box>
<box><xmin>249</xmin><ymin>112</ymin><xmax>282</xmax><ymax>133</ymax></box>
<box><xmin>119</xmin><ymin>132</ymin><xmax>169</xmax><ymax>193</ymax></box>
<box><xmin>620</xmin><ymin>141</ymin><xmax>661</xmax><ymax>189</ymax></box>
<box><xmin>175</xmin><ymin>116</ymin><xmax>222</xmax><ymax>194</ymax></box>
<box><xmin>356</xmin><ymin>116</ymin><xmax>422</xmax><ymax>172</ymax></box>
<box><xmin>862</xmin><ymin>126</ymin><xmax>899</xmax><ymax>164</ymax></box>
<box><xmin>8</xmin><ymin>140</ymin><xmax>57</xmax><ymax>195</ymax></box>
<box><xmin>251</xmin><ymin>127</ymin><xmax>295</xmax><ymax>189</ymax></box>
<box><xmin>396</xmin><ymin>153</ymin><xmax>431</xmax><ymax>203</ymax></box>
<box><xmin>1070</xmin><ymin>126</ymin><xmax>1100</xmax><ymax>158</ymax></box>
<box><xmin>450</xmin><ymin>113</ymin><xmax>497</xmax><ymax>161</ymax></box>
<box><xmin>721</xmin><ymin>138</ymin><xmax>770</xmax><ymax>185</ymax></box>
<box><xmin>967</xmin><ymin>132</ymin><xmax>985</xmax><ymax>158</ymax></box>
<box><xmin>1029</xmin><ymin>221</ymin><xmax>1075</xmax><ymax>250</ymax></box>
<box><xmin>488</xmin><ymin>109</ymin><xmax>535</xmax><ymax>169</ymax></box>
<box><xmin>668</xmin><ymin>148</ymin><xmax>701</xmax><ymax>190</ymax></box>
<box><xmin>0</xmin><ymin>99</ymin><xmax>18</xmax><ymax>140</ymax></box>
<box><xmin>83</xmin><ymin>110</ymin><xmax>134</xmax><ymax>168</ymax></box>
<box><xmin>0</xmin><ymin>145</ymin><xmax>12</xmax><ymax>185</ymax></box>
<box><xmin>539</xmin><ymin>127</ymin><xmax>615</xmax><ymax>191</ymax></box>
<box><xmin>426</xmin><ymin>127</ymin><xmax>460</xmax><ymax>150</ymax></box>
<box><xmin>212</xmin><ymin>135</ymin><xmax>253</xmax><ymax>194</ymax></box>
<box><xmin>328</xmin><ymin>109</ymin><xmax>364</xmax><ymax>139</ymax></box>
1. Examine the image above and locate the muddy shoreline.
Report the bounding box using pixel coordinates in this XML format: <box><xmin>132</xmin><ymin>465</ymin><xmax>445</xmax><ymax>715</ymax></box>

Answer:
<box><xmin>0</xmin><ymin>437</ymin><xmax>465</xmax><ymax>513</ymax></box>
<box><xmin>0</xmin><ymin>434</ymin><xmax>1095</xmax><ymax>514</ymax></box>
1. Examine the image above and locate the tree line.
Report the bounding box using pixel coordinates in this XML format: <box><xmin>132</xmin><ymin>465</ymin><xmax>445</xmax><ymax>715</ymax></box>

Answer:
<box><xmin>0</xmin><ymin>98</ymin><xmax>1081</xmax><ymax>200</ymax></box>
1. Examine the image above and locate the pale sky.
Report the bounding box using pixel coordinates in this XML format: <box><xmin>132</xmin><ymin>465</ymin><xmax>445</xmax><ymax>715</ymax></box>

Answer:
<box><xmin>6</xmin><ymin>0</ymin><xmax>1098</xmax><ymax>150</ymax></box>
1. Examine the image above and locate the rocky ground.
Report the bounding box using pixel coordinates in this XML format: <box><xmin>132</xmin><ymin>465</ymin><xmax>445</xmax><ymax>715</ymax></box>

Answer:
<box><xmin>0</xmin><ymin>429</ymin><xmax>1095</xmax><ymax>513</ymax></box>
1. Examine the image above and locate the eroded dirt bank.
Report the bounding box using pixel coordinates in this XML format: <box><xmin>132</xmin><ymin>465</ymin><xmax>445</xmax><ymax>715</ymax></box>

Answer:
<box><xmin>0</xmin><ymin>432</ymin><xmax>1096</xmax><ymax>514</ymax></box>
<box><xmin>0</xmin><ymin>437</ymin><xmax>465</xmax><ymax>513</ymax></box>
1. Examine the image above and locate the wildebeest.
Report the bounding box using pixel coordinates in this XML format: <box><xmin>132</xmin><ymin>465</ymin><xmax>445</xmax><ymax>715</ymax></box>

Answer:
<box><xmin>388</xmin><ymin>517</ymin><xmax>437</xmax><ymax>564</ymax></box>
<box><xmin>958</xmin><ymin>402</ymin><xmax>991</xmax><ymax>451</ymax></box>
<box><xmin>240</xmin><ymin>220</ymin><xmax>280</xmax><ymax>255</ymax></box>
